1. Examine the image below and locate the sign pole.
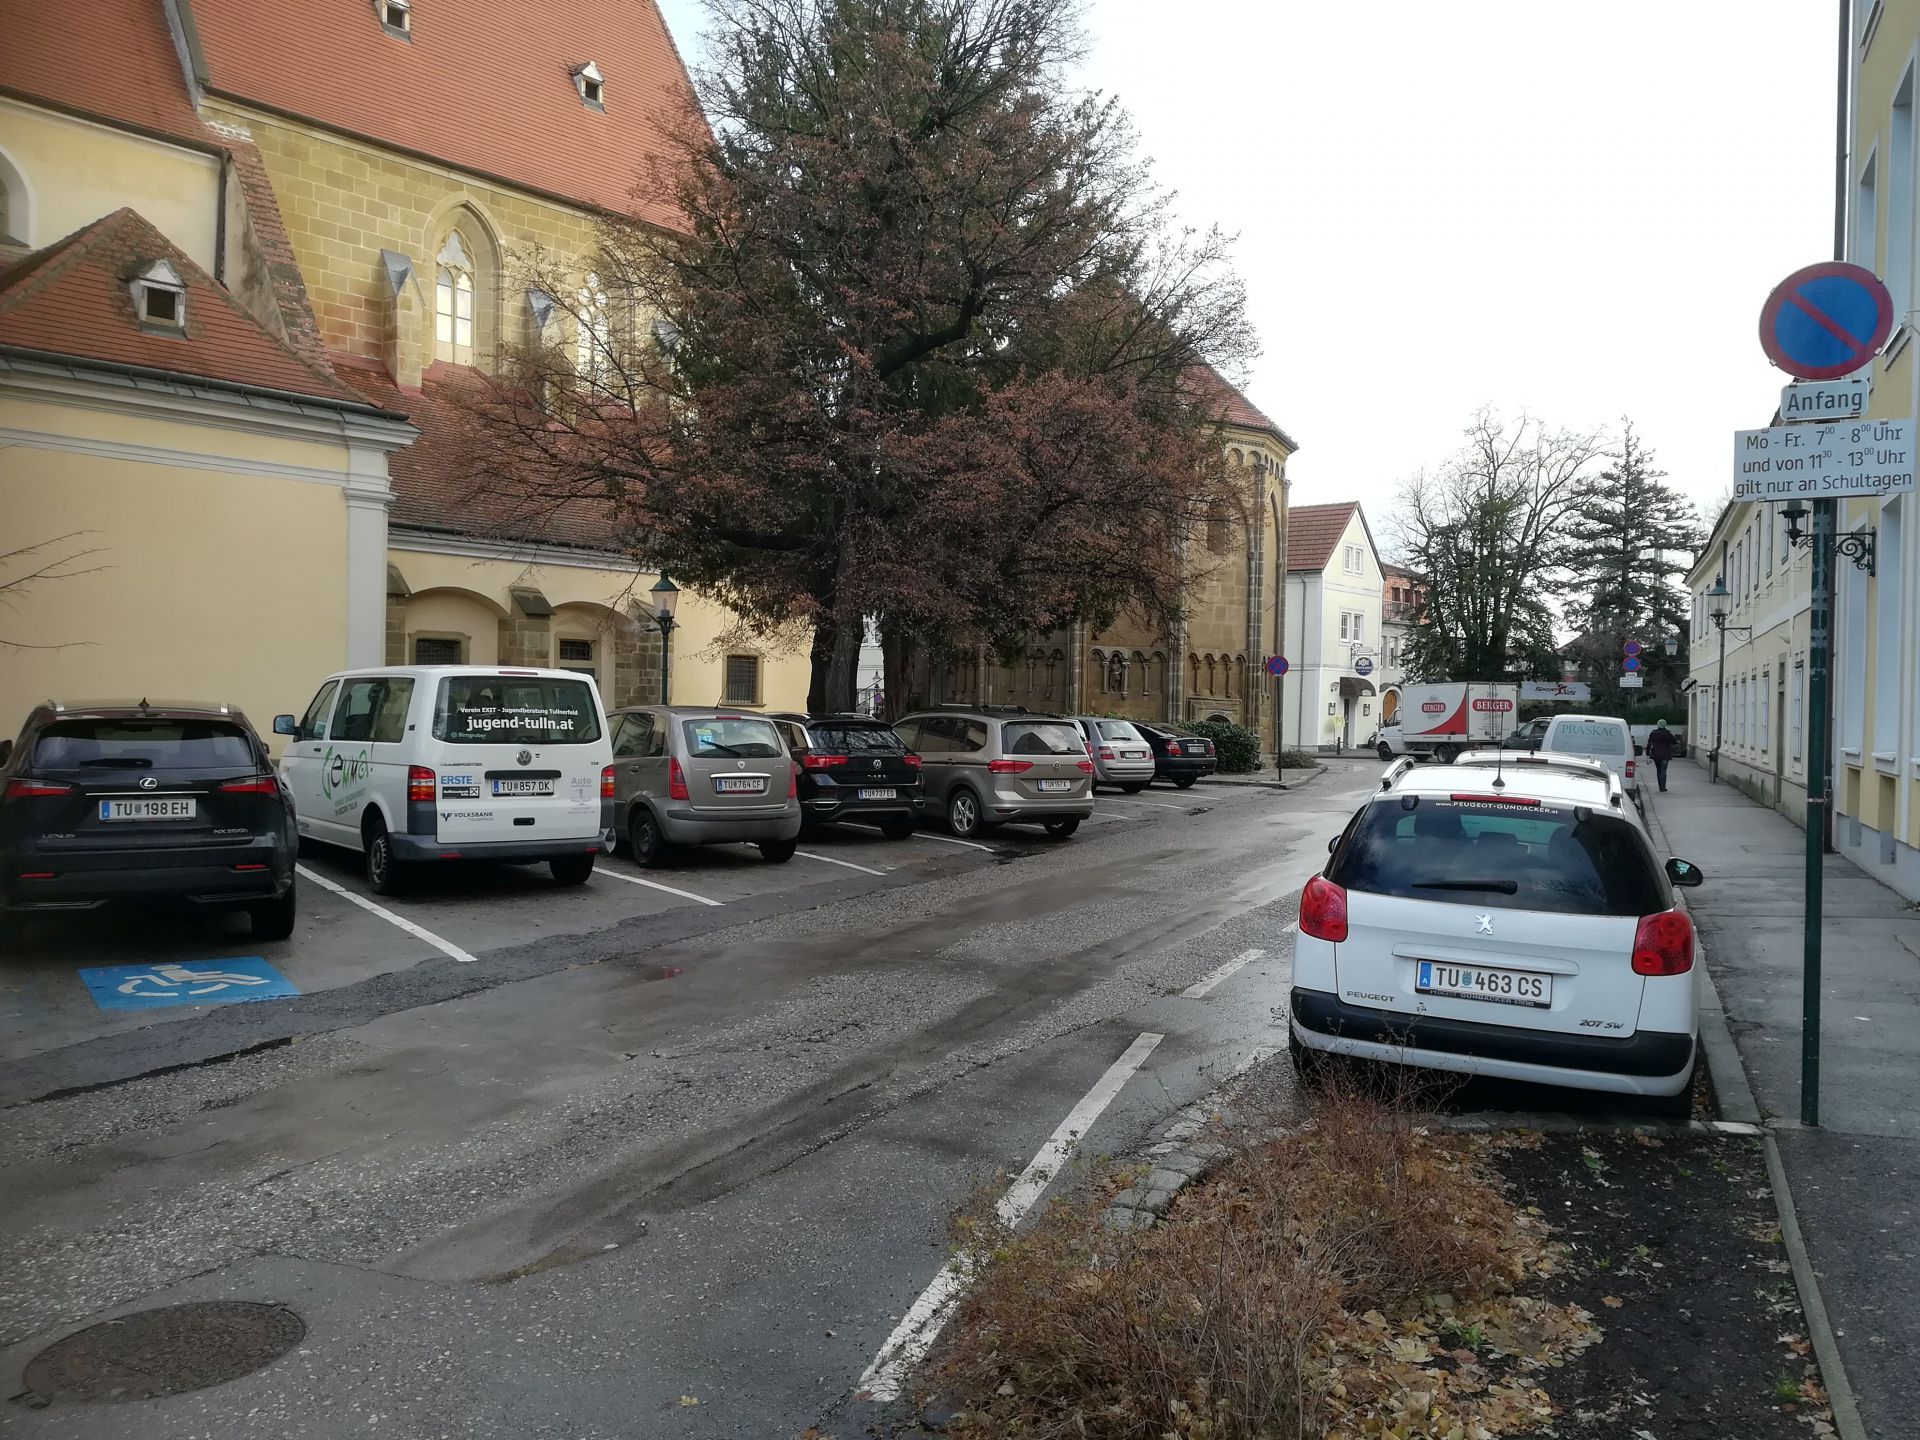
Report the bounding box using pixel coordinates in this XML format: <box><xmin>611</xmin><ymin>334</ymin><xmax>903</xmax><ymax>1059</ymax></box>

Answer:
<box><xmin>1802</xmin><ymin>497</ymin><xmax>1834</xmax><ymax>1128</ymax></box>
<box><xmin>1276</xmin><ymin>668</ymin><xmax>1284</xmax><ymax>785</ymax></box>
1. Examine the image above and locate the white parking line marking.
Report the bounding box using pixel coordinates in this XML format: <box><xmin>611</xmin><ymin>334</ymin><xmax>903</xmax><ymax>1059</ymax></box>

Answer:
<box><xmin>593</xmin><ymin>868</ymin><xmax>725</xmax><ymax>907</ymax></box>
<box><xmin>794</xmin><ymin>849</ymin><xmax>889</xmax><ymax>877</ymax></box>
<box><xmin>1181</xmin><ymin>946</ymin><xmax>1267</xmax><ymax>998</ymax></box>
<box><xmin>1097</xmin><ymin>794</ymin><xmax>1194</xmax><ymax>811</ymax></box>
<box><xmin>859</xmin><ymin>1031</ymin><xmax>1164</xmax><ymax>1402</ymax></box>
<box><xmin>295</xmin><ymin>864</ymin><xmax>480</xmax><ymax>965</ymax></box>
<box><xmin>1083</xmin><ymin>810</ymin><xmax>1131</xmax><ymax>824</ymax></box>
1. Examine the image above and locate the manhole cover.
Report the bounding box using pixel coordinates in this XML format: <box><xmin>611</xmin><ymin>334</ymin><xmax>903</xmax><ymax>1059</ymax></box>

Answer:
<box><xmin>21</xmin><ymin>1302</ymin><xmax>304</xmax><ymax>1404</ymax></box>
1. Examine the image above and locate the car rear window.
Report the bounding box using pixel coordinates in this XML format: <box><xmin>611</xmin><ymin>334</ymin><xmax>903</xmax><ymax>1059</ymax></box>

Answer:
<box><xmin>1003</xmin><ymin>721</ymin><xmax>1086</xmax><ymax>756</ymax></box>
<box><xmin>683</xmin><ymin>717</ymin><xmax>784</xmax><ymax>758</ymax></box>
<box><xmin>33</xmin><ymin>718</ymin><xmax>255</xmax><ymax>770</ymax></box>
<box><xmin>807</xmin><ymin>723</ymin><xmax>906</xmax><ymax>755</ymax></box>
<box><xmin>1329</xmin><ymin>796</ymin><xmax>1665</xmax><ymax>916</ymax></box>
<box><xmin>1095</xmin><ymin>720</ymin><xmax>1142</xmax><ymax>742</ymax></box>
<box><xmin>432</xmin><ymin>676</ymin><xmax>602</xmax><ymax>744</ymax></box>
<box><xmin>1547</xmin><ymin>721</ymin><xmax>1628</xmax><ymax>758</ymax></box>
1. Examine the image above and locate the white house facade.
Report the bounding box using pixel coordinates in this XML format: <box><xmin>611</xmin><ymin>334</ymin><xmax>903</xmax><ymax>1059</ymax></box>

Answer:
<box><xmin>1282</xmin><ymin>501</ymin><xmax>1384</xmax><ymax>752</ymax></box>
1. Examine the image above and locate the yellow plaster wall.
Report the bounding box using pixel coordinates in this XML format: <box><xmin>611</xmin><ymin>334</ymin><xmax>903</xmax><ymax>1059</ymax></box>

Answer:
<box><xmin>0</xmin><ymin>98</ymin><xmax>220</xmax><ymax>266</ymax></box>
<box><xmin>0</xmin><ymin>398</ymin><xmax>350</xmax><ymax>736</ymax></box>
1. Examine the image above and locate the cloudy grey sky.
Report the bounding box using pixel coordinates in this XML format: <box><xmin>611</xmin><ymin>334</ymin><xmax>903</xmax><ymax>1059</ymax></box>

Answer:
<box><xmin>652</xmin><ymin>0</ymin><xmax>1837</xmax><ymax>548</ymax></box>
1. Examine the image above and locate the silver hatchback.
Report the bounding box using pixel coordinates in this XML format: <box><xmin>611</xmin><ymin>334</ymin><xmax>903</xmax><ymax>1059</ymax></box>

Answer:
<box><xmin>1071</xmin><ymin>716</ymin><xmax>1155</xmax><ymax>792</ymax></box>
<box><xmin>893</xmin><ymin>707</ymin><xmax>1094</xmax><ymax>840</ymax></box>
<box><xmin>607</xmin><ymin>707</ymin><xmax>801</xmax><ymax>866</ymax></box>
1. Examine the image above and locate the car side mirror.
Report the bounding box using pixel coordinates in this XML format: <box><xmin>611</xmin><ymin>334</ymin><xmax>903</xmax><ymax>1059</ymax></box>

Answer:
<box><xmin>1666</xmin><ymin>857</ymin><xmax>1704</xmax><ymax>888</ymax></box>
<box><xmin>273</xmin><ymin>714</ymin><xmax>299</xmax><ymax>737</ymax></box>
<box><xmin>0</xmin><ymin>738</ymin><xmax>11</xmax><ymax>768</ymax></box>
<box><xmin>1634</xmin><ymin>743</ymin><xmax>1645</xmax><ymax>756</ymax></box>
<box><xmin>1327</xmin><ymin>835</ymin><xmax>1340</xmax><ymax>854</ymax></box>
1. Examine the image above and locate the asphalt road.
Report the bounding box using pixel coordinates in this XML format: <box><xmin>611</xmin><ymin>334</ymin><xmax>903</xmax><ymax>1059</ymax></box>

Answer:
<box><xmin>0</xmin><ymin>764</ymin><xmax>1381</xmax><ymax>1437</ymax></box>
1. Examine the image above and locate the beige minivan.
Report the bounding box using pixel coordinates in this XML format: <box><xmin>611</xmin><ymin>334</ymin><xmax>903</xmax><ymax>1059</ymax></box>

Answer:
<box><xmin>607</xmin><ymin>707</ymin><xmax>800</xmax><ymax>866</ymax></box>
<box><xmin>892</xmin><ymin>706</ymin><xmax>1094</xmax><ymax>839</ymax></box>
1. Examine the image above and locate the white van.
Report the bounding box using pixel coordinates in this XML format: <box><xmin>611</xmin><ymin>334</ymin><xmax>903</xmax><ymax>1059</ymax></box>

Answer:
<box><xmin>1540</xmin><ymin>714</ymin><xmax>1638</xmax><ymax>807</ymax></box>
<box><xmin>274</xmin><ymin>666</ymin><xmax>614</xmax><ymax>893</ymax></box>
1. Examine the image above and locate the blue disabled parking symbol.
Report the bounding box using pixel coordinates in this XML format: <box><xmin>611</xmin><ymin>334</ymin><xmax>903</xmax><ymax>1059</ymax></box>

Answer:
<box><xmin>78</xmin><ymin>958</ymin><xmax>299</xmax><ymax>1011</ymax></box>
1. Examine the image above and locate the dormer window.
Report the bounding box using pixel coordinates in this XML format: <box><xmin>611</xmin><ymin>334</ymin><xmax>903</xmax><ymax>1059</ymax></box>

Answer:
<box><xmin>378</xmin><ymin>0</ymin><xmax>410</xmax><ymax>37</ymax></box>
<box><xmin>130</xmin><ymin>259</ymin><xmax>186</xmax><ymax>331</ymax></box>
<box><xmin>572</xmin><ymin>60</ymin><xmax>605</xmax><ymax>109</ymax></box>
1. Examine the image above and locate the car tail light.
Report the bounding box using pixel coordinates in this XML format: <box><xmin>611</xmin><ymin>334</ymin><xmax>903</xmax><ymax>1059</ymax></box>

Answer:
<box><xmin>1632</xmin><ymin>909</ymin><xmax>1695</xmax><ymax>976</ymax></box>
<box><xmin>788</xmin><ymin>766</ymin><xmax>798</xmax><ymax>799</ymax></box>
<box><xmin>1449</xmin><ymin>793</ymin><xmax>1539</xmax><ymax>805</ymax></box>
<box><xmin>904</xmin><ymin>754</ymin><xmax>922</xmax><ymax>771</ymax></box>
<box><xmin>1201</xmin><ymin>739</ymin><xmax>1215</xmax><ymax>755</ymax></box>
<box><xmin>1076</xmin><ymin>759</ymin><xmax>1095</xmax><ymax>773</ymax></box>
<box><xmin>668</xmin><ymin>756</ymin><xmax>690</xmax><ymax>800</ymax></box>
<box><xmin>407</xmin><ymin>766</ymin><xmax>435</xmax><ymax>803</ymax></box>
<box><xmin>18</xmin><ymin>872</ymin><xmax>55</xmax><ymax>881</ymax></box>
<box><xmin>218</xmin><ymin>777</ymin><xmax>279</xmax><ymax>795</ymax></box>
<box><xmin>232</xmin><ymin>862</ymin><xmax>269</xmax><ymax>872</ymax></box>
<box><xmin>1098</xmin><ymin>747</ymin><xmax>1116</xmax><ymax>760</ymax></box>
<box><xmin>987</xmin><ymin>759</ymin><xmax>1033</xmax><ymax>774</ymax></box>
<box><xmin>5</xmin><ymin>779</ymin><xmax>72</xmax><ymax>800</ymax></box>
<box><xmin>1625</xmin><ymin>759</ymin><xmax>1636</xmax><ymax>780</ymax></box>
<box><xmin>1299</xmin><ymin>875</ymin><xmax>1349</xmax><ymax>943</ymax></box>
<box><xmin>601</xmin><ymin>765</ymin><xmax>615</xmax><ymax>800</ymax></box>
<box><xmin>801</xmin><ymin>752</ymin><xmax>849</xmax><ymax>770</ymax></box>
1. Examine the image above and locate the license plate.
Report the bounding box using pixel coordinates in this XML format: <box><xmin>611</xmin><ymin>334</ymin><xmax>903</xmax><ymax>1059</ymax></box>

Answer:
<box><xmin>1035</xmin><ymin>779</ymin><xmax>1074</xmax><ymax>793</ymax></box>
<box><xmin>714</xmin><ymin>776</ymin><xmax>767</xmax><ymax>794</ymax></box>
<box><xmin>1183</xmin><ymin>742</ymin><xmax>1205</xmax><ymax>754</ymax></box>
<box><xmin>859</xmin><ymin>788</ymin><xmax>897</xmax><ymax>800</ymax></box>
<box><xmin>99</xmin><ymin>797</ymin><xmax>197</xmax><ymax>821</ymax></box>
<box><xmin>1416</xmin><ymin>960</ymin><xmax>1551</xmax><ymax>1009</ymax></box>
<box><xmin>491</xmin><ymin>779</ymin><xmax>554</xmax><ymax>796</ymax></box>
<box><xmin>1123</xmin><ymin>750</ymin><xmax>1148</xmax><ymax>760</ymax></box>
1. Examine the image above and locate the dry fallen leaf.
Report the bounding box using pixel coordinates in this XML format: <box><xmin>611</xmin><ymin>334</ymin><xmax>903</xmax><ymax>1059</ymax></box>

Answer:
<box><xmin>677</xmin><ymin>1395</ymin><xmax>700</xmax><ymax>1407</ymax></box>
<box><xmin>1601</xmin><ymin>1296</ymin><xmax>1625</xmax><ymax>1309</ymax></box>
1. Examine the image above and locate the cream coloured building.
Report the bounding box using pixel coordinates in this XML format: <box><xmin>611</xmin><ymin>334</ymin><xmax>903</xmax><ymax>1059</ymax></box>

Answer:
<box><xmin>1282</xmin><ymin>502</ymin><xmax>1384</xmax><ymax>751</ymax></box>
<box><xmin>0</xmin><ymin>0</ymin><xmax>809</xmax><ymax>734</ymax></box>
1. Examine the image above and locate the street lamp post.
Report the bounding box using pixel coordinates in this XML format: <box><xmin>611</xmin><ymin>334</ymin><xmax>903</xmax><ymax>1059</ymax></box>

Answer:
<box><xmin>649</xmin><ymin>574</ymin><xmax>680</xmax><ymax>705</ymax></box>
<box><xmin>1704</xmin><ymin>575</ymin><xmax>1750</xmax><ymax>784</ymax></box>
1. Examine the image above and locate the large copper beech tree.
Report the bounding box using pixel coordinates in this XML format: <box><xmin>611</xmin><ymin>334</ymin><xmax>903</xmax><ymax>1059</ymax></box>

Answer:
<box><xmin>460</xmin><ymin>0</ymin><xmax>1256</xmax><ymax>713</ymax></box>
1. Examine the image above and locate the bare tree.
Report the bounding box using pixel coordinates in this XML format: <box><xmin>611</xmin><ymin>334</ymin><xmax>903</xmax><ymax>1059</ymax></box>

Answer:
<box><xmin>1393</xmin><ymin>412</ymin><xmax>1605</xmax><ymax>682</ymax></box>
<box><xmin>0</xmin><ymin>533</ymin><xmax>105</xmax><ymax>651</ymax></box>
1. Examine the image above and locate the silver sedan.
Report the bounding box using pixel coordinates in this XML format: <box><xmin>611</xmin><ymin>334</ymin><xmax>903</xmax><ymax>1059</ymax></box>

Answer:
<box><xmin>1071</xmin><ymin>717</ymin><xmax>1156</xmax><ymax>792</ymax></box>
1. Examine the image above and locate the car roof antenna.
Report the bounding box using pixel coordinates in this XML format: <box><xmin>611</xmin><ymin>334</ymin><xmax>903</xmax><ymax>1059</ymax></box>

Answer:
<box><xmin>1492</xmin><ymin>739</ymin><xmax>1506</xmax><ymax>790</ymax></box>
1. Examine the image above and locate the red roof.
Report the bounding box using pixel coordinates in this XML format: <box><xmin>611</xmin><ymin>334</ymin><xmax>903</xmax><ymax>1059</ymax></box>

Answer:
<box><xmin>1187</xmin><ymin>364</ymin><xmax>1296</xmax><ymax>449</ymax></box>
<box><xmin>1286</xmin><ymin>501</ymin><xmax>1366</xmax><ymax>573</ymax></box>
<box><xmin>0</xmin><ymin>208</ymin><xmax>381</xmax><ymax>409</ymax></box>
<box><xmin>184</xmin><ymin>0</ymin><xmax>699</xmax><ymax>228</ymax></box>
<box><xmin>332</xmin><ymin>359</ymin><xmax>627</xmax><ymax>552</ymax></box>
<box><xmin>0</xmin><ymin>0</ymin><xmax>207</xmax><ymax>147</ymax></box>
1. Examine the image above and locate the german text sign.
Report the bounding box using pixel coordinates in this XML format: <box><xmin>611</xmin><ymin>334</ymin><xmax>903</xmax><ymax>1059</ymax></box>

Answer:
<box><xmin>1732</xmin><ymin>419</ymin><xmax>1915</xmax><ymax>501</ymax></box>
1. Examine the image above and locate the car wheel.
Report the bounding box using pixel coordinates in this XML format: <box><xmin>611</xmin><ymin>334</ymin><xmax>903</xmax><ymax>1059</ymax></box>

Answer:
<box><xmin>879</xmin><ymin>818</ymin><xmax>916</xmax><ymax>840</ymax></box>
<box><xmin>1120</xmin><ymin>783</ymin><xmax>1148</xmax><ymax>794</ymax></box>
<box><xmin>1377</xmin><ymin>742</ymin><xmax>1394</xmax><ymax>761</ymax></box>
<box><xmin>248</xmin><ymin>884</ymin><xmax>297</xmax><ymax>941</ymax></box>
<box><xmin>947</xmin><ymin>787</ymin><xmax>983</xmax><ymax>839</ymax></box>
<box><xmin>1173</xmin><ymin>775</ymin><xmax>1198</xmax><ymax>790</ymax></box>
<box><xmin>1042</xmin><ymin>817</ymin><xmax>1080</xmax><ymax>839</ymax></box>
<box><xmin>549</xmin><ymin>854</ymin><xmax>595</xmax><ymax>886</ymax></box>
<box><xmin>364</xmin><ymin>821</ymin><xmax>405</xmax><ymax>896</ymax></box>
<box><xmin>758</xmin><ymin>838</ymin><xmax>797</xmax><ymax>863</ymax></box>
<box><xmin>629</xmin><ymin>807</ymin><xmax>672</xmax><ymax>868</ymax></box>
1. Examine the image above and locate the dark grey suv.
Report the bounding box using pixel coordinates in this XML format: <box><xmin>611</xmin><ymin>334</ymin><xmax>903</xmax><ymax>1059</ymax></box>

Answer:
<box><xmin>892</xmin><ymin>706</ymin><xmax>1094</xmax><ymax>840</ymax></box>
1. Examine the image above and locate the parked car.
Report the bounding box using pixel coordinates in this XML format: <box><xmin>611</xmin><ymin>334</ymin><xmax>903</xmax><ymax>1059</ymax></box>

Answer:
<box><xmin>768</xmin><ymin>712</ymin><xmax>922</xmax><ymax>838</ymax></box>
<box><xmin>608</xmin><ymin>706</ymin><xmax>800</xmax><ymax>866</ymax></box>
<box><xmin>276</xmin><ymin>666</ymin><xmax>614</xmax><ymax>894</ymax></box>
<box><xmin>1500</xmin><ymin>717</ymin><xmax>1550</xmax><ymax>751</ymax></box>
<box><xmin>2</xmin><ymin>699</ymin><xmax>298</xmax><ymax>939</ymax></box>
<box><xmin>1290</xmin><ymin>753</ymin><xmax>1703</xmax><ymax>1115</ymax></box>
<box><xmin>892</xmin><ymin>706</ymin><xmax>1093</xmax><ymax>840</ymax></box>
<box><xmin>1070</xmin><ymin>717</ymin><xmax>1155</xmax><ymax>792</ymax></box>
<box><xmin>1135</xmin><ymin>723</ymin><xmax>1217</xmax><ymax>788</ymax></box>
<box><xmin>1540</xmin><ymin>713</ymin><xmax>1638</xmax><ymax>805</ymax></box>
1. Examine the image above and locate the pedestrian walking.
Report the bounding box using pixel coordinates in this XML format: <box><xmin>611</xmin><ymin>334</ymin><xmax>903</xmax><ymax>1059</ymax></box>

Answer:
<box><xmin>1645</xmin><ymin>719</ymin><xmax>1676</xmax><ymax>792</ymax></box>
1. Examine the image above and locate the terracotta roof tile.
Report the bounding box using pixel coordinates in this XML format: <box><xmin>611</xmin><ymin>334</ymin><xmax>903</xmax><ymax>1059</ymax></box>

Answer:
<box><xmin>0</xmin><ymin>208</ymin><xmax>379</xmax><ymax>409</ymax></box>
<box><xmin>185</xmin><ymin>0</ymin><xmax>699</xmax><ymax>227</ymax></box>
<box><xmin>1186</xmin><ymin>363</ymin><xmax>1296</xmax><ymax>450</ymax></box>
<box><xmin>1285</xmin><ymin>501</ymin><xmax>1362</xmax><ymax>573</ymax></box>
<box><xmin>0</xmin><ymin>0</ymin><xmax>206</xmax><ymax>146</ymax></box>
<box><xmin>333</xmin><ymin>358</ymin><xmax>630</xmax><ymax>553</ymax></box>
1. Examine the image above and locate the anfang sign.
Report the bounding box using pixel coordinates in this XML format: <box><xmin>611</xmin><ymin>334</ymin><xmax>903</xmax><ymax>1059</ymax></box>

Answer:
<box><xmin>1733</xmin><ymin>419</ymin><xmax>1915</xmax><ymax>501</ymax></box>
<box><xmin>1781</xmin><ymin>378</ymin><xmax>1870</xmax><ymax>422</ymax></box>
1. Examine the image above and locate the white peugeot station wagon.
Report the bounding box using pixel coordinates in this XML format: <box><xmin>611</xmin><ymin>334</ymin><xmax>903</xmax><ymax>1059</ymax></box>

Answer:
<box><xmin>1290</xmin><ymin>752</ymin><xmax>1705</xmax><ymax>1114</ymax></box>
<box><xmin>275</xmin><ymin>666</ymin><xmax>614</xmax><ymax>894</ymax></box>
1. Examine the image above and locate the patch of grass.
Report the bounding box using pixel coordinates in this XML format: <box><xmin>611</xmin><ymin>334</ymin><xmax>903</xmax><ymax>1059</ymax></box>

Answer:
<box><xmin>1770</xmin><ymin>1373</ymin><xmax>1803</xmax><ymax>1404</ymax></box>
<box><xmin>932</xmin><ymin>1079</ymin><xmax>1587</xmax><ymax>1439</ymax></box>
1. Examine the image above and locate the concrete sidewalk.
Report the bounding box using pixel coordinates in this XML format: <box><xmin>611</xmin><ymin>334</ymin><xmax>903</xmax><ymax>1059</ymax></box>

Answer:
<box><xmin>1645</xmin><ymin>759</ymin><xmax>1920</xmax><ymax>1440</ymax></box>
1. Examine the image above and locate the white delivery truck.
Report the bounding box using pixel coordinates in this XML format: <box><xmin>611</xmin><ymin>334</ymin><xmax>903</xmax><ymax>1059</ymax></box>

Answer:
<box><xmin>1372</xmin><ymin>681</ymin><xmax>1520</xmax><ymax>762</ymax></box>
